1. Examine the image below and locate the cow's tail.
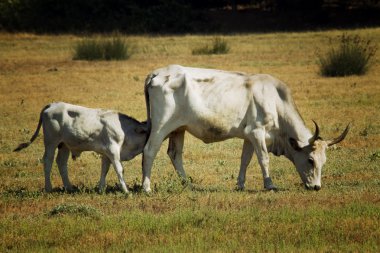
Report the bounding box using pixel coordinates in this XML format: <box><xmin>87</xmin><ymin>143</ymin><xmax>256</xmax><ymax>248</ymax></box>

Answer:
<box><xmin>144</xmin><ymin>73</ymin><xmax>157</xmax><ymax>132</ymax></box>
<box><xmin>13</xmin><ymin>104</ymin><xmax>51</xmax><ymax>152</ymax></box>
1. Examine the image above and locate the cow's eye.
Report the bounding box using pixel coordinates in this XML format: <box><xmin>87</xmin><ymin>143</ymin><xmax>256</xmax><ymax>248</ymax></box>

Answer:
<box><xmin>308</xmin><ymin>158</ymin><xmax>314</xmax><ymax>166</ymax></box>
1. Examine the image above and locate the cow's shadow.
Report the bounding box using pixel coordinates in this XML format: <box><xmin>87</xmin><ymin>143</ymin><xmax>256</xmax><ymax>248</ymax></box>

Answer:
<box><xmin>2</xmin><ymin>183</ymin><xmax>289</xmax><ymax>197</ymax></box>
<box><xmin>190</xmin><ymin>184</ymin><xmax>288</xmax><ymax>193</ymax></box>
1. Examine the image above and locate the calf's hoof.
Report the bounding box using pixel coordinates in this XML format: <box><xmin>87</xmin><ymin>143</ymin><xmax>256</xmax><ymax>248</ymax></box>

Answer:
<box><xmin>264</xmin><ymin>177</ymin><xmax>278</xmax><ymax>191</ymax></box>
<box><xmin>235</xmin><ymin>185</ymin><xmax>245</xmax><ymax>191</ymax></box>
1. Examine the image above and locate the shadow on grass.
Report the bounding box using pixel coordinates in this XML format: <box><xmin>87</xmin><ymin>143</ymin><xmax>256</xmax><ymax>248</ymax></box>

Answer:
<box><xmin>1</xmin><ymin>183</ymin><xmax>144</xmax><ymax>198</ymax></box>
<box><xmin>182</xmin><ymin>183</ymin><xmax>289</xmax><ymax>194</ymax></box>
<box><xmin>2</xmin><ymin>187</ymin><xmax>44</xmax><ymax>199</ymax></box>
<box><xmin>64</xmin><ymin>183</ymin><xmax>145</xmax><ymax>195</ymax></box>
<box><xmin>2</xmin><ymin>183</ymin><xmax>289</xmax><ymax>199</ymax></box>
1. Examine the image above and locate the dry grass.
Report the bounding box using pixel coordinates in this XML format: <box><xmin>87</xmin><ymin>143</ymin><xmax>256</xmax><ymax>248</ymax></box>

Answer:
<box><xmin>0</xmin><ymin>29</ymin><xmax>379</xmax><ymax>252</ymax></box>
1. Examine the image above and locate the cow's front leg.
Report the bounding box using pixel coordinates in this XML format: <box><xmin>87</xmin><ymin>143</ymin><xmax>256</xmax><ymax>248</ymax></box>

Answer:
<box><xmin>237</xmin><ymin>140</ymin><xmax>254</xmax><ymax>190</ymax></box>
<box><xmin>167</xmin><ymin>131</ymin><xmax>188</xmax><ymax>183</ymax></box>
<box><xmin>56</xmin><ymin>144</ymin><xmax>73</xmax><ymax>192</ymax></box>
<box><xmin>250</xmin><ymin>129</ymin><xmax>277</xmax><ymax>190</ymax></box>
<box><xmin>98</xmin><ymin>156</ymin><xmax>111</xmax><ymax>193</ymax></box>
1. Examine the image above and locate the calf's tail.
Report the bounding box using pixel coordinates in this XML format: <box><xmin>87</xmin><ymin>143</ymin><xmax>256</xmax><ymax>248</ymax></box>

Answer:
<box><xmin>13</xmin><ymin>104</ymin><xmax>51</xmax><ymax>152</ymax></box>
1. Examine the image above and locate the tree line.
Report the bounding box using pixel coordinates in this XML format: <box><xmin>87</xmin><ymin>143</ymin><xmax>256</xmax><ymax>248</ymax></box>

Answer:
<box><xmin>0</xmin><ymin>0</ymin><xmax>378</xmax><ymax>33</ymax></box>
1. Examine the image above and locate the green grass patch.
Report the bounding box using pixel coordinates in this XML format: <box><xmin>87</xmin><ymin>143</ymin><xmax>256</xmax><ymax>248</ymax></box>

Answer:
<box><xmin>2</xmin><ymin>200</ymin><xmax>379</xmax><ymax>252</ymax></box>
<box><xmin>48</xmin><ymin>203</ymin><xmax>102</xmax><ymax>218</ymax></box>
<box><xmin>73</xmin><ymin>36</ymin><xmax>131</xmax><ymax>61</ymax></box>
<box><xmin>318</xmin><ymin>34</ymin><xmax>377</xmax><ymax>76</ymax></box>
<box><xmin>192</xmin><ymin>37</ymin><xmax>230</xmax><ymax>55</ymax></box>
<box><xmin>3</xmin><ymin>187</ymin><xmax>43</xmax><ymax>199</ymax></box>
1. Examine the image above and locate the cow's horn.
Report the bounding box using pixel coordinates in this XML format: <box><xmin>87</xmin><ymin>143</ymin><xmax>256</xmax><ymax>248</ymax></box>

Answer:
<box><xmin>327</xmin><ymin>123</ymin><xmax>350</xmax><ymax>146</ymax></box>
<box><xmin>309</xmin><ymin>120</ymin><xmax>320</xmax><ymax>144</ymax></box>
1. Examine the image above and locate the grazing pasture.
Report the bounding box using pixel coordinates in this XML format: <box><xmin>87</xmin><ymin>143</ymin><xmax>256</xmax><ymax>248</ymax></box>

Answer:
<box><xmin>0</xmin><ymin>29</ymin><xmax>379</xmax><ymax>252</ymax></box>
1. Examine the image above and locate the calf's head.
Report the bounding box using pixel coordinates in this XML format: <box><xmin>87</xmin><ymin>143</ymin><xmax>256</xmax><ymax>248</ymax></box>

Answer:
<box><xmin>289</xmin><ymin>121</ymin><xmax>350</xmax><ymax>191</ymax></box>
<box><xmin>122</xmin><ymin>121</ymin><xmax>149</xmax><ymax>160</ymax></box>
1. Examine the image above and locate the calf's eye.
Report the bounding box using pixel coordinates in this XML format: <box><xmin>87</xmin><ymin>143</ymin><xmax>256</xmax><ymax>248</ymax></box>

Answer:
<box><xmin>308</xmin><ymin>158</ymin><xmax>314</xmax><ymax>166</ymax></box>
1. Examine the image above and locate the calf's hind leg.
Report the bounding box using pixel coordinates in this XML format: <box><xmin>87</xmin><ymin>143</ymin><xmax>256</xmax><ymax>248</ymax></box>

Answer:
<box><xmin>56</xmin><ymin>144</ymin><xmax>74</xmax><ymax>192</ymax></box>
<box><xmin>43</xmin><ymin>144</ymin><xmax>56</xmax><ymax>192</ymax></box>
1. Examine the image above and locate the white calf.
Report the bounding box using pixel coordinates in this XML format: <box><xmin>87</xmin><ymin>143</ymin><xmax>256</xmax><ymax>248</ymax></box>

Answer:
<box><xmin>14</xmin><ymin>102</ymin><xmax>148</xmax><ymax>193</ymax></box>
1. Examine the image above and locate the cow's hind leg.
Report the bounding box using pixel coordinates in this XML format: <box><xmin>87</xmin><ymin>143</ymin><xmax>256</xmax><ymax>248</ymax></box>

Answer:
<box><xmin>237</xmin><ymin>140</ymin><xmax>254</xmax><ymax>190</ymax></box>
<box><xmin>143</xmin><ymin>127</ymin><xmax>174</xmax><ymax>193</ymax></box>
<box><xmin>167</xmin><ymin>131</ymin><xmax>187</xmax><ymax>181</ymax></box>
<box><xmin>43</xmin><ymin>144</ymin><xmax>56</xmax><ymax>192</ymax></box>
<box><xmin>56</xmin><ymin>144</ymin><xmax>74</xmax><ymax>192</ymax></box>
<box><xmin>98</xmin><ymin>156</ymin><xmax>111</xmax><ymax>193</ymax></box>
<box><xmin>142</xmin><ymin>136</ymin><xmax>164</xmax><ymax>193</ymax></box>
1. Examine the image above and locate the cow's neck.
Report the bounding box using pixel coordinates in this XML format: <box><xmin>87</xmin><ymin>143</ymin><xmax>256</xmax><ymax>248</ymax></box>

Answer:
<box><xmin>269</xmin><ymin>109</ymin><xmax>312</xmax><ymax>161</ymax></box>
<box><xmin>282</xmin><ymin>111</ymin><xmax>312</xmax><ymax>141</ymax></box>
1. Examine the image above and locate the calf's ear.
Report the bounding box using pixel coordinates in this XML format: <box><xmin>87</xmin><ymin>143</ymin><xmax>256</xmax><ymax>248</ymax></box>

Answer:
<box><xmin>135</xmin><ymin>125</ymin><xmax>148</xmax><ymax>134</ymax></box>
<box><xmin>289</xmin><ymin>138</ymin><xmax>302</xmax><ymax>151</ymax></box>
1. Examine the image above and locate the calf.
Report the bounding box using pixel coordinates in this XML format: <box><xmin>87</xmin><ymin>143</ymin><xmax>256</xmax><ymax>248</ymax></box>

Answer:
<box><xmin>14</xmin><ymin>102</ymin><xmax>148</xmax><ymax>193</ymax></box>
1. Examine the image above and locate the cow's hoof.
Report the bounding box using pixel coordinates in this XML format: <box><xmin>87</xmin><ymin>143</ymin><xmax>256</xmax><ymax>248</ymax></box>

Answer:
<box><xmin>44</xmin><ymin>187</ymin><xmax>53</xmax><ymax>193</ymax></box>
<box><xmin>265</xmin><ymin>185</ymin><xmax>278</xmax><ymax>191</ymax></box>
<box><xmin>65</xmin><ymin>185</ymin><xmax>77</xmax><ymax>193</ymax></box>
<box><xmin>143</xmin><ymin>187</ymin><xmax>152</xmax><ymax>195</ymax></box>
<box><xmin>97</xmin><ymin>187</ymin><xmax>105</xmax><ymax>195</ymax></box>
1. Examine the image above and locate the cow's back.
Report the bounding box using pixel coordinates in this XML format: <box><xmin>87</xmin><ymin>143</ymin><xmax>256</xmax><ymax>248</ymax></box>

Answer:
<box><xmin>147</xmin><ymin>66</ymin><xmax>283</xmax><ymax>142</ymax></box>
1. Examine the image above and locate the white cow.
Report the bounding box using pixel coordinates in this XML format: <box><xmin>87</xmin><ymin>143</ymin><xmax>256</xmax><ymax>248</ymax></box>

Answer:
<box><xmin>14</xmin><ymin>102</ymin><xmax>148</xmax><ymax>193</ymax></box>
<box><xmin>142</xmin><ymin>65</ymin><xmax>349</xmax><ymax>192</ymax></box>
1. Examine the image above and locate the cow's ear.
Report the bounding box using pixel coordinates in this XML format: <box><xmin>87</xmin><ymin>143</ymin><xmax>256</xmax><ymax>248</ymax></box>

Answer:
<box><xmin>135</xmin><ymin>125</ymin><xmax>148</xmax><ymax>134</ymax></box>
<box><xmin>289</xmin><ymin>138</ymin><xmax>302</xmax><ymax>151</ymax></box>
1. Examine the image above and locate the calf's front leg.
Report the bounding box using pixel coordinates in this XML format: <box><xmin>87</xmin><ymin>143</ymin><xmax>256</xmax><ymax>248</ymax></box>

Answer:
<box><xmin>98</xmin><ymin>156</ymin><xmax>111</xmax><ymax>193</ymax></box>
<box><xmin>107</xmin><ymin>144</ymin><xmax>129</xmax><ymax>194</ymax></box>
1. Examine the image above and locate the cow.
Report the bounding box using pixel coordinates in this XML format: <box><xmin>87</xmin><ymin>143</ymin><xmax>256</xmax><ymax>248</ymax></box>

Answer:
<box><xmin>142</xmin><ymin>65</ymin><xmax>349</xmax><ymax>193</ymax></box>
<box><xmin>14</xmin><ymin>102</ymin><xmax>148</xmax><ymax>194</ymax></box>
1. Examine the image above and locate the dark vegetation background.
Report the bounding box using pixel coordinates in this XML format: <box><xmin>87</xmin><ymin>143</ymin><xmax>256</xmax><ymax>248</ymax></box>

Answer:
<box><xmin>0</xmin><ymin>0</ymin><xmax>379</xmax><ymax>34</ymax></box>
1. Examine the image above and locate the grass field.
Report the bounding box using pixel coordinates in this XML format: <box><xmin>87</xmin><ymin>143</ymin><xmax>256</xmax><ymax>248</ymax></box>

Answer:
<box><xmin>0</xmin><ymin>29</ymin><xmax>379</xmax><ymax>252</ymax></box>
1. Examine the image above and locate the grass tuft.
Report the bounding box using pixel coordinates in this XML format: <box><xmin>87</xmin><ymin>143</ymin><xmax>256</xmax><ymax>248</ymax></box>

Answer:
<box><xmin>192</xmin><ymin>37</ymin><xmax>230</xmax><ymax>55</ymax></box>
<box><xmin>103</xmin><ymin>37</ymin><xmax>131</xmax><ymax>60</ymax></box>
<box><xmin>73</xmin><ymin>36</ymin><xmax>131</xmax><ymax>61</ymax></box>
<box><xmin>318</xmin><ymin>34</ymin><xmax>377</xmax><ymax>77</ymax></box>
<box><xmin>3</xmin><ymin>187</ymin><xmax>43</xmax><ymax>199</ymax></box>
<box><xmin>48</xmin><ymin>203</ymin><xmax>102</xmax><ymax>218</ymax></box>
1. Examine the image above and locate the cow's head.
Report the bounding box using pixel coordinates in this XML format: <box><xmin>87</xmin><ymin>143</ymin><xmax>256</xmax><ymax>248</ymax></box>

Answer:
<box><xmin>289</xmin><ymin>121</ymin><xmax>350</xmax><ymax>191</ymax></box>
